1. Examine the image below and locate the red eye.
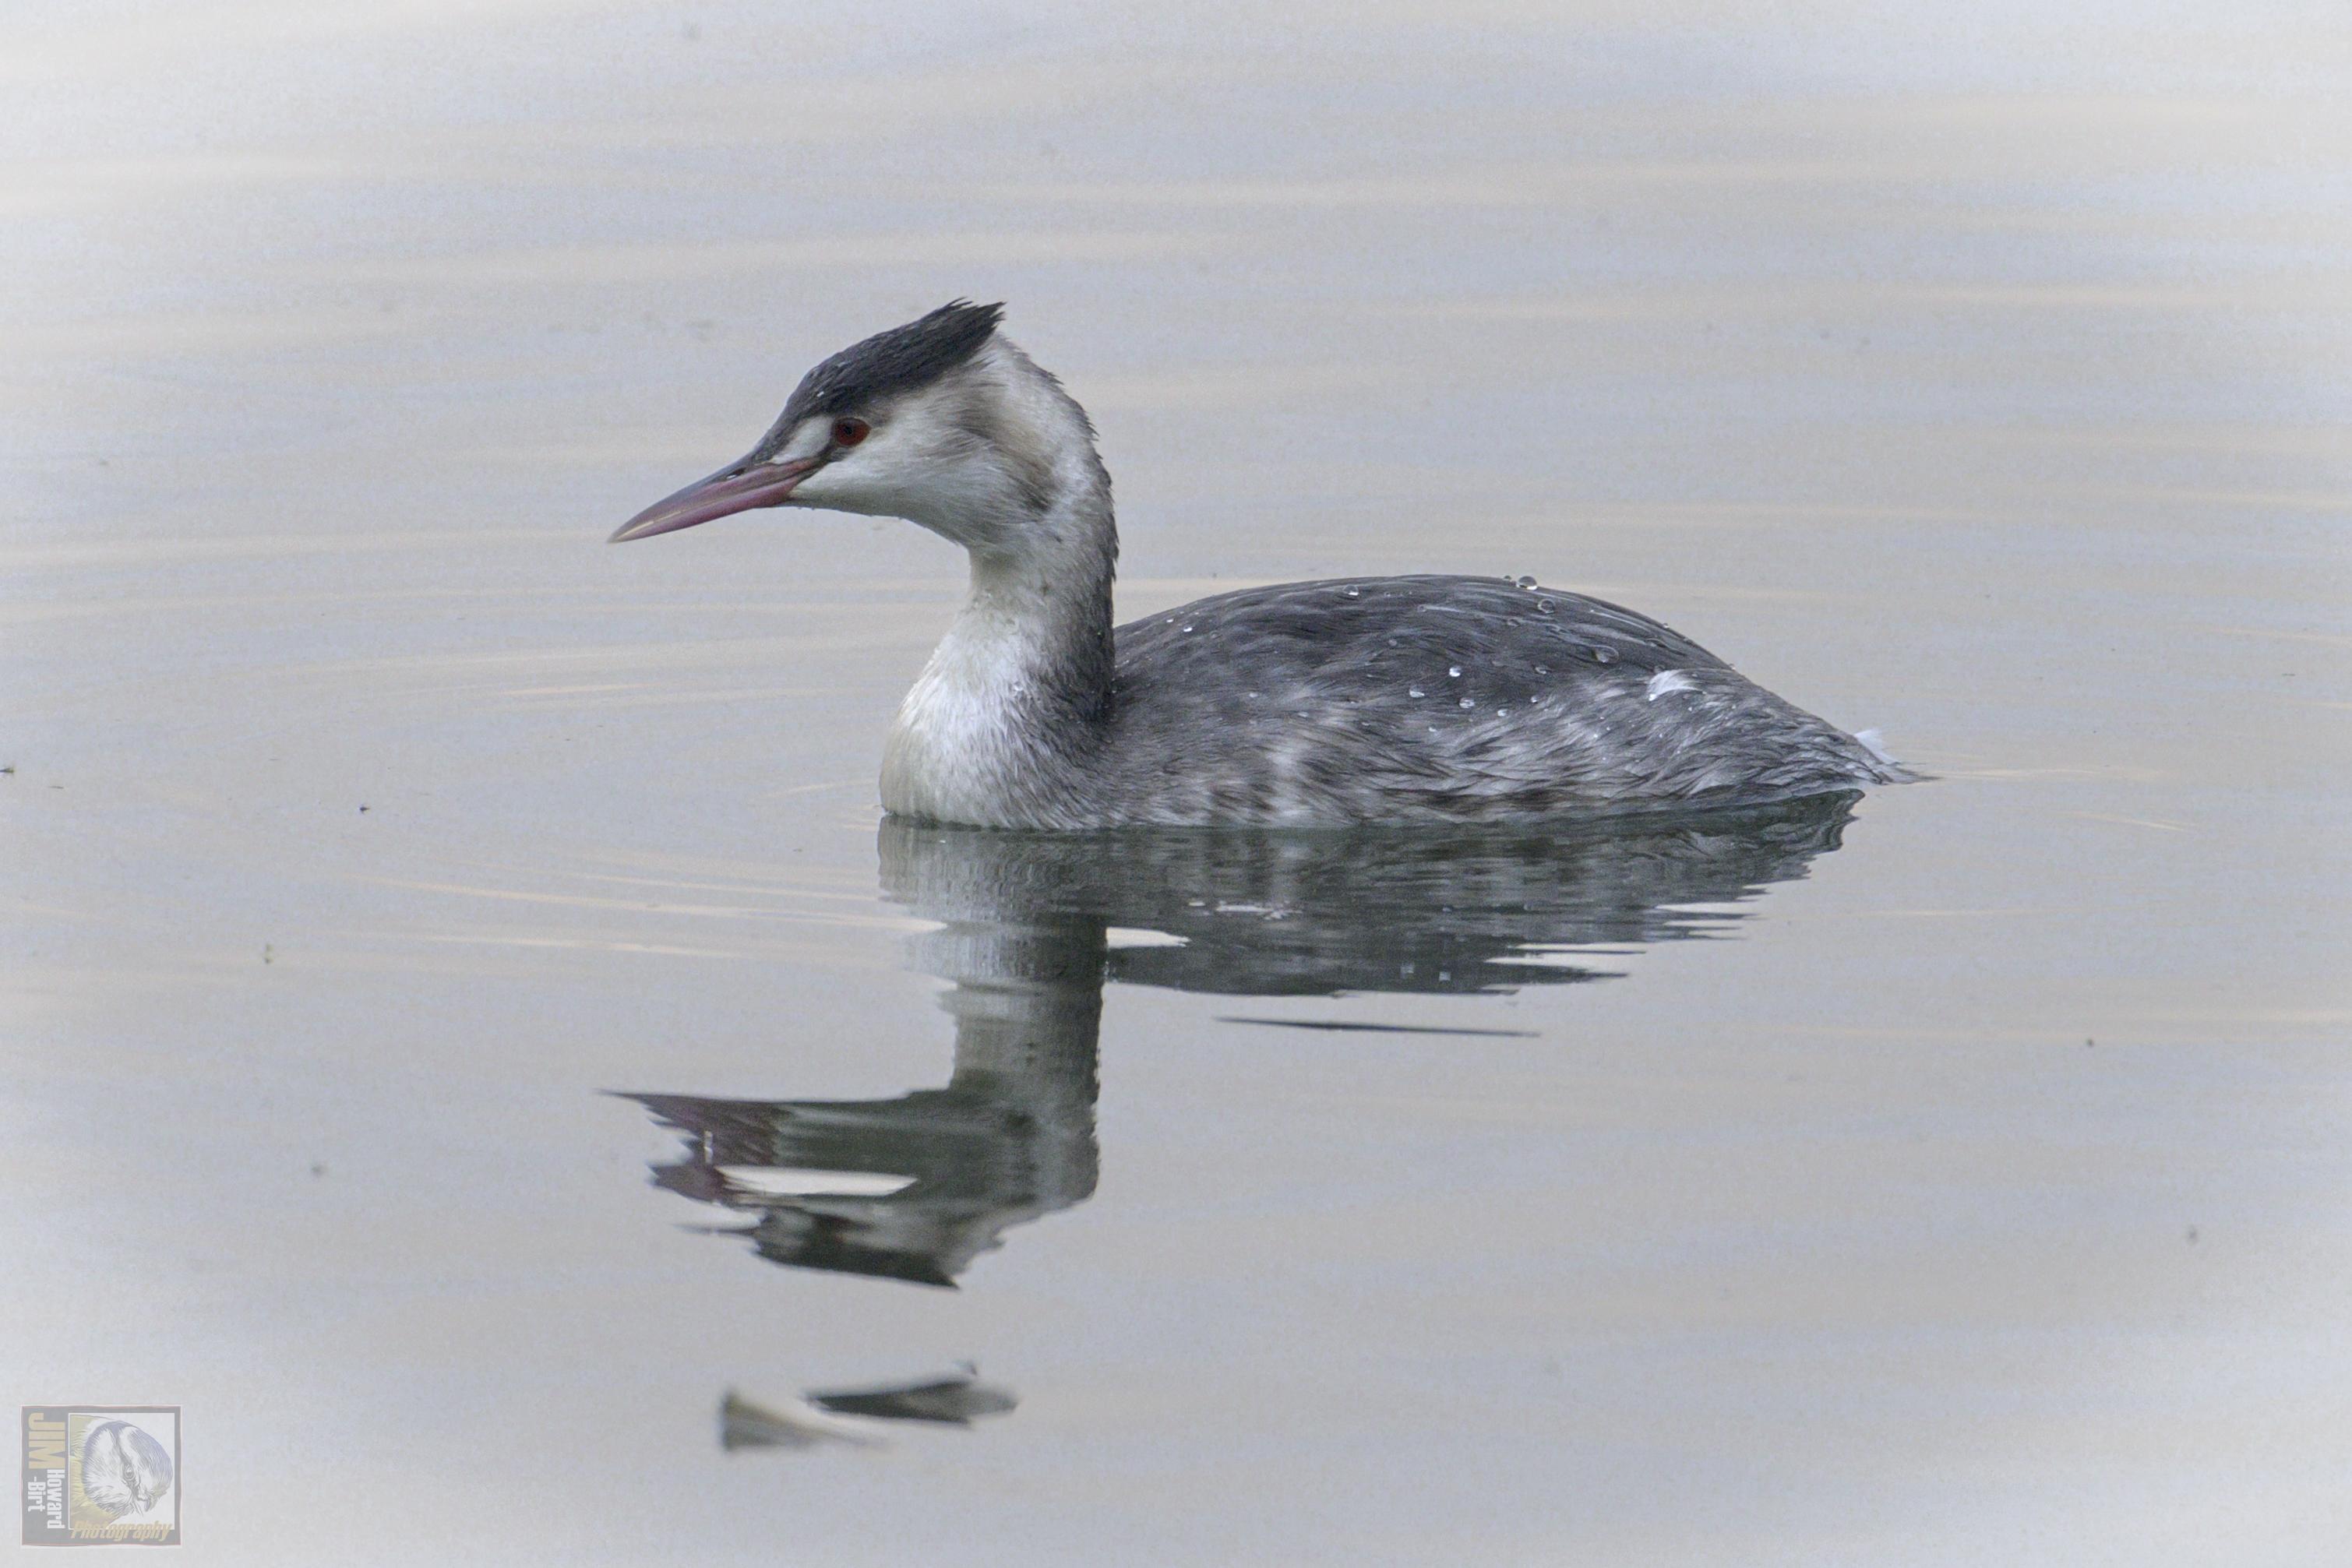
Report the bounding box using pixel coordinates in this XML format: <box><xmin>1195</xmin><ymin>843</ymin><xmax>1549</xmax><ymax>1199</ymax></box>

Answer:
<box><xmin>832</xmin><ymin>417</ymin><xmax>869</xmax><ymax>447</ymax></box>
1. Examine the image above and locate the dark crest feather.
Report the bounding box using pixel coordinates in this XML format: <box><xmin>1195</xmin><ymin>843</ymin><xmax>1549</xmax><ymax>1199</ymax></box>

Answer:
<box><xmin>778</xmin><ymin>300</ymin><xmax>1005</xmax><ymax>427</ymax></box>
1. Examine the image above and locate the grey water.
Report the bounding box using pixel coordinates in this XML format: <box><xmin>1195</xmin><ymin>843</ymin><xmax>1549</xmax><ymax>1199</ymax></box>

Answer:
<box><xmin>6</xmin><ymin>3</ymin><xmax>2351</xmax><ymax>1563</ymax></box>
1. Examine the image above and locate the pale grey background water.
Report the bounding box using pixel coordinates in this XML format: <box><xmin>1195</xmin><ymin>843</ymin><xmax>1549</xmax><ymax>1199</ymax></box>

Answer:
<box><xmin>7</xmin><ymin>2</ymin><xmax>2351</xmax><ymax>1563</ymax></box>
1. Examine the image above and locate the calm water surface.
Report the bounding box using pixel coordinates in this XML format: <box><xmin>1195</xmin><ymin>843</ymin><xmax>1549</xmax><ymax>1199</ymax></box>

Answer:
<box><xmin>8</xmin><ymin>3</ymin><xmax>2352</xmax><ymax>1563</ymax></box>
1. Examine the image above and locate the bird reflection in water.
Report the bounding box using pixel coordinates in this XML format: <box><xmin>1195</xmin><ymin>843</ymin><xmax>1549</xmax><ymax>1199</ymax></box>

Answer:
<box><xmin>720</xmin><ymin>1369</ymin><xmax>1019</xmax><ymax>1451</ymax></box>
<box><xmin>622</xmin><ymin>794</ymin><xmax>1860</xmax><ymax>1293</ymax></box>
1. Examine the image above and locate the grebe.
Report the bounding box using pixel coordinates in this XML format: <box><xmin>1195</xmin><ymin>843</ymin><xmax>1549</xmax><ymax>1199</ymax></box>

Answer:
<box><xmin>612</xmin><ymin>301</ymin><xmax>1906</xmax><ymax>828</ymax></box>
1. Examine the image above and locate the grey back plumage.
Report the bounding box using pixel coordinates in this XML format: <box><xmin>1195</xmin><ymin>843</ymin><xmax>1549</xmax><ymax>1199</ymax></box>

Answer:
<box><xmin>1077</xmin><ymin>574</ymin><xmax>1899</xmax><ymax>825</ymax></box>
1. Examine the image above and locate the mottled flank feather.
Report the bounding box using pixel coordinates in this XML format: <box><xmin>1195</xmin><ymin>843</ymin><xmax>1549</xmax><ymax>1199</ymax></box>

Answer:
<box><xmin>1077</xmin><ymin>575</ymin><xmax>1905</xmax><ymax>826</ymax></box>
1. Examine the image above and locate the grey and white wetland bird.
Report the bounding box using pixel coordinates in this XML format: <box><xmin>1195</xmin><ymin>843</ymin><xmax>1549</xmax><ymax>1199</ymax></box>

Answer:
<box><xmin>612</xmin><ymin>301</ymin><xmax>1909</xmax><ymax>830</ymax></box>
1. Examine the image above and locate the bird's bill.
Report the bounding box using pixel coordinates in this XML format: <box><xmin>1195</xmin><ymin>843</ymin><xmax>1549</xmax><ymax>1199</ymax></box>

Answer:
<box><xmin>608</xmin><ymin>456</ymin><xmax>817</xmax><ymax>543</ymax></box>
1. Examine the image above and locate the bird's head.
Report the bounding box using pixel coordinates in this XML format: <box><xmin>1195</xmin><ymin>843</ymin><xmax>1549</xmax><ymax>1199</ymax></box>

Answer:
<box><xmin>612</xmin><ymin>301</ymin><xmax>1094</xmax><ymax>554</ymax></box>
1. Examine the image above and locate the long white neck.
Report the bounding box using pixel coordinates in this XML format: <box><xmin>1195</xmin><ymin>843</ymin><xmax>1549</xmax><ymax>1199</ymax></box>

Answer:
<box><xmin>880</xmin><ymin>368</ymin><xmax>1117</xmax><ymax>827</ymax></box>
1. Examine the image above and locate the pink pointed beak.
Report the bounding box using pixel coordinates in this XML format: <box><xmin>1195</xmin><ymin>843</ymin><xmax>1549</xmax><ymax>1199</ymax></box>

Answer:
<box><xmin>608</xmin><ymin>454</ymin><xmax>819</xmax><ymax>543</ymax></box>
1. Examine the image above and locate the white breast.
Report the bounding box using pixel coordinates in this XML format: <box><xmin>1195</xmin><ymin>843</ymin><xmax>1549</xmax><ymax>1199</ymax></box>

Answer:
<box><xmin>880</xmin><ymin>610</ymin><xmax>1038</xmax><ymax>824</ymax></box>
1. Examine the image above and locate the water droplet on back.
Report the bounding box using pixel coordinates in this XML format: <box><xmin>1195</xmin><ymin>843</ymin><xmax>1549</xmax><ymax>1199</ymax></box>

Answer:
<box><xmin>1342</xmin><ymin>586</ymin><xmax>1360</xmax><ymax>598</ymax></box>
<box><xmin>1536</xmin><ymin>597</ymin><xmax>1555</xmax><ymax>613</ymax></box>
<box><xmin>1593</xmin><ymin>647</ymin><xmax>1618</xmax><ymax>665</ymax></box>
<box><xmin>1514</xmin><ymin>575</ymin><xmax>1537</xmax><ymax>589</ymax></box>
<box><xmin>1448</xmin><ymin>664</ymin><xmax>1462</xmax><ymax>679</ymax></box>
<box><xmin>1408</xmin><ymin>685</ymin><xmax>1425</xmax><ymax>698</ymax></box>
<box><xmin>1458</xmin><ymin>696</ymin><xmax>1475</xmax><ymax>709</ymax></box>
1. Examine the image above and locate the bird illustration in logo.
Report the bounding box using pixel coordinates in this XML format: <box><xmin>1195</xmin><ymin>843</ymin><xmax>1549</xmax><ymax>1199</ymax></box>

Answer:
<box><xmin>78</xmin><ymin>1421</ymin><xmax>173</xmax><ymax>1520</ymax></box>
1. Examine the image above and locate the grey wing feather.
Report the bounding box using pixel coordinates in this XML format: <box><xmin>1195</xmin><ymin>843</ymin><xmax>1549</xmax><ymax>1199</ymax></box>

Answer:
<box><xmin>1105</xmin><ymin>575</ymin><xmax>1895</xmax><ymax>822</ymax></box>
<box><xmin>1116</xmin><ymin>574</ymin><xmax>1726</xmax><ymax>691</ymax></box>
